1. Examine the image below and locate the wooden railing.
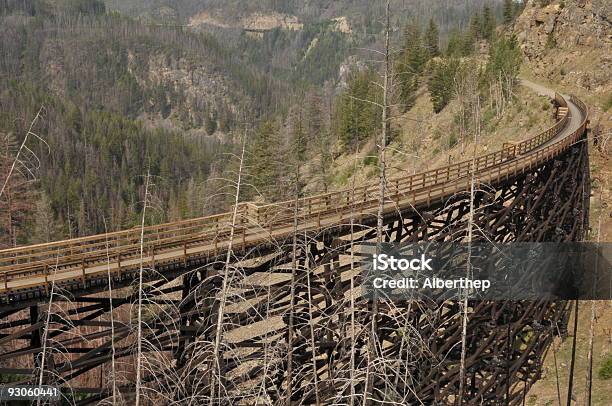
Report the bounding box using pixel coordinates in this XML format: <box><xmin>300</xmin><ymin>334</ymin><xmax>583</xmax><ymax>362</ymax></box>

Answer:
<box><xmin>0</xmin><ymin>93</ymin><xmax>588</xmax><ymax>294</ymax></box>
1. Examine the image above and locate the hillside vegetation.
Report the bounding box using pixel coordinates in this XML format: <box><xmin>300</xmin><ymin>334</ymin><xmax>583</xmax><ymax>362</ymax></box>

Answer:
<box><xmin>0</xmin><ymin>0</ymin><xmax>555</xmax><ymax>252</ymax></box>
<box><xmin>0</xmin><ymin>0</ymin><xmax>285</xmax><ymax>245</ymax></box>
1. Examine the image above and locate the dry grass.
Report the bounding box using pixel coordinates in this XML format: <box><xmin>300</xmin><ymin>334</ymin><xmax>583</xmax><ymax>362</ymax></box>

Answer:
<box><xmin>310</xmin><ymin>83</ymin><xmax>556</xmax><ymax>193</ymax></box>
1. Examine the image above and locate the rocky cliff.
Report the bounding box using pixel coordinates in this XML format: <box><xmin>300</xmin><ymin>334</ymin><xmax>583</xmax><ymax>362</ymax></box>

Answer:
<box><xmin>514</xmin><ymin>0</ymin><xmax>611</xmax><ymax>98</ymax></box>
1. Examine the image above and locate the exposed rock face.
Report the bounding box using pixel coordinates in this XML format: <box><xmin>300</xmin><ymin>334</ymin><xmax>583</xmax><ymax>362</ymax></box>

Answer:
<box><xmin>189</xmin><ymin>11</ymin><xmax>303</xmax><ymax>32</ymax></box>
<box><xmin>242</xmin><ymin>12</ymin><xmax>303</xmax><ymax>31</ymax></box>
<box><xmin>145</xmin><ymin>53</ymin><xmax>241</xmax><ymax>124</ymax></box>
<box><xmin>337</xmin><ymin>55</ymin><xmax>367</xmax><ymax>90</ymax></box>
<box><xmin>331</xmin><ymin>16</ymin><xmax>352</xmax><ymax>34</ymax></box>
<box><xmin>514</xmin><ymin>0</ymin><xmax>611</xmax><ymax>95</ymax></box>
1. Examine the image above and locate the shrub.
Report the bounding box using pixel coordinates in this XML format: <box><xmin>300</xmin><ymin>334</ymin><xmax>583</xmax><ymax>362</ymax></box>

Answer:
<box><xmin>604</xmin><ymin>94</ymin><xmax>612</xmax><ymax>112</ymax></box>
<box><xmin>482</xmin><ymin>108</ymin><xmax>496</xmax><ymax>125</ymax></box>
<box><xmin>599</xmin><ymin>355</ymin><xmax>612</xmax><ymax>380</ymax></box>
<box><xmin>363</xmin><ymin>155</ymin><xmax>378</xmax><ymax>166</ymax></box>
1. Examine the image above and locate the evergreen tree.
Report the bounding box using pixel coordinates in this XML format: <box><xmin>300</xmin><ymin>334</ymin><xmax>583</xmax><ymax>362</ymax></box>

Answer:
<box><xmin>205</xmin><ymin>113</ymin><xmax>217</xmax><ymax>135</ymax></box>
<box><xmin>446</xmin><ymin>29</ymin><xmax>474</xmax><ymax>57</ymax></box>
<box><xmin>503</xmin><ymin>0</ymin><xmax>515</xmax><ymax>25</ymax></box>
<box><xmin>461</xmin><ymin>29</ymin><xmax>476</xmax><ymax>56</ymax></box>
<box><xmin>446</xmin><ymin>29</ymin><xmax>462</xmax><ymax>57</ymax></box>
<box><xmin>248</xmin><ymin>120</ymin><xmax>281</xmax><ymax>199</ymax></box>
<box><xmin>0</xmin><ymin>133</ymin><xmax>35</xmax><ymax>247</ymax></box>
<box><xmin>424</xmin><ymin>18</ymin><xmax>440</xmax><ymax>58</ymax></box>
<box><xmin>288</xmin><ymin>106</ymin><xmax>307</xmax><ymax>162</ymax></box>
<box><xmin>304</xmin><ymin>91</ymin><xmax>324</xmax><ymax>142</ymax></box>
<box><xmin>470</xmin><ymin>14</ymin><xmax>482</xmax><ymax>40</ymax></box>
<box><xmin>428</xmin><ymin>58</ymin><xmax>460</xmax><ymax>113</ymax></box>
<box><xmin>335</xmin><ymin>69</ymin><xmax>381</xmax><ymax>149</ymax></box>
<box><xmin>481</xmin><ymin>5</ymin><xmax>496</xmax><ymax>41</ymax></box>
<box><xmin>396</xmin><ymin>22</ymin><xmax>428</xmax><ymax>111</ymax></box>
<box><xmin>487</xmin><ymin>34</ymin><xmax>522</xmax><ymax>99</ymax></box>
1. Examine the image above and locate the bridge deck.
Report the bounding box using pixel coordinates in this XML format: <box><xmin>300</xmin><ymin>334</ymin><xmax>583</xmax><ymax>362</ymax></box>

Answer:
<box><xmin>0</xmin><ymin>90</ymin><xmax>589</xmax><ymax>300</ymax></box>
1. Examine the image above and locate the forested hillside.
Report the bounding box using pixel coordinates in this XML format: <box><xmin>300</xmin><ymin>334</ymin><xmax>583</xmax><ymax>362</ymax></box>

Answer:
<box><xmin>0</xmin><ymin>0</ymin><xmax>527</xmax><ymax>249</ymax></box>
<box><xmin>239</xmin><ymin>1</ymin><xmax>527</xmax><ymax>202</ymax></box>
<box><xmin>105</xmin><ymin>0</ymin><xmax>504</xmax><ymax>29</ymax></box>
<box><xmin>105</xmin><ymin>0</ymin><xmax>510</xmax><ymax>90</ymax></box>
<box><xmin>0</xmin><ymin>0</ymin><xmax>285</xmax><ymax>246</ymax></box>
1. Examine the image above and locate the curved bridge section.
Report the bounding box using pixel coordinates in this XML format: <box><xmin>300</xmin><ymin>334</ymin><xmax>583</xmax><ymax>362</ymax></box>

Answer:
<box><xmin>0</xmin><ymin>91</ymin><xmax>590</xmax><ymax>405</ymax></box>
<box><xmin>0</xmin><ymin>94</ymin><xmax>587</xmax><ymax>302</ymax></box>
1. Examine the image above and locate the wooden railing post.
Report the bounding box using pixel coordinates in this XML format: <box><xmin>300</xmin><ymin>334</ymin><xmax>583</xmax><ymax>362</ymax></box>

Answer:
<box><xmin>183</xmin><ymin>242</ymin><xmax>187</xmax><ymax>267</ymax></box>
<box><xmin>81</xmin><ymin>259</ymin><xmax>86</xmax><ymax>288</ymax></box>
<box><xmin>215</xmin><ymin>218</ymin><xmax>219</xmax><ymax>255</ymax></box>
<box><xmin>117</xmin><ymin>252</ymin><xmax>122</xmax><ymax>276</ymax></box>
<box><xmin>43</xmin><ymin>264</ymin><xmax>49</xmax><ymax>295</ymax></box>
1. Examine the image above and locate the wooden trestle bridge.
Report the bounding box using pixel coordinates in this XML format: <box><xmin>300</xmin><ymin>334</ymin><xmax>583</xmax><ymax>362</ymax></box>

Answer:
<box><xmin>0</xmin><ymin>84</ymin><xmax>590</xmax><ymax>405</ymax></box>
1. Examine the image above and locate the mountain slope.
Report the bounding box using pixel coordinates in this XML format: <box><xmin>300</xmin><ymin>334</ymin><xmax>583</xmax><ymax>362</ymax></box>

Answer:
<box><xmin>514</xmin><ymin>0</ymin><xmax>610</xmax><ymax>111</ymax></box>
<box><xmin>0</xmin><ymin>1</ymin><xmax>284</xmax><ymax>243</ymax></box>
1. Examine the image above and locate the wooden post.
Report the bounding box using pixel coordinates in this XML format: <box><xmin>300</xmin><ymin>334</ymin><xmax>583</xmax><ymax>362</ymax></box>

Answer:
<box><xmin>183</xmin><ymin>242</ymin><xmax>187</xmax><ymax>267</ymax></box>
<box><xmin>117</xmin><ymin>252</ymin><xmax>122</xmax><ymax>276</ymax></box>
<box><xmin>81</xmin><ymin>259</ymin><xmax>86</xmax><ymax>288</ymax></box>
<box><xmin>44</xmin><ymin>264</ymin><xmax>49</xmax><ymax>293</ymax></box>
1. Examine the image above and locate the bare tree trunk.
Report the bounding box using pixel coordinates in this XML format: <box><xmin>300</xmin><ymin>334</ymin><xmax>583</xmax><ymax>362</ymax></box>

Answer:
<box><xmin>458</xmin><ymin>91</ymin><xmax>481</xmax><ymax>405</ymax></box>
<box><xmin>306</xmin><ymin>230</ymin><xmax>321</xmax><ymax>405</ymax></box>
<box><xmin>366</xmin><ymin>2</ymin><xmax>391</xmax><ymax>404</ymax></box>
<box><xmin>102</xmin><ymin>217</ymin><xmax>118</xmax><ymax>405</ymax></box>
<box><xmin>347</xmin><ymin>153</ymin><xmax>359</xmax><ymax>405</ymax></box>
<box><xmin>211</xmin><ymin>134</ymin><xmax>247</xmax><ymax>405</ymax></box>
<box><xmin>0</xmin><ymin>107</ymin><xmax>45</xmax><ymax>199</ymax></box>
<box><xmin>286</xmin><ymin>166</ymin><xmax>300</xmax><ymax>405</ymax></box>
<box><xmin>135</xmin><ymin>170</ymin><xmax>151</xmax><ymax>406</ymax></box>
